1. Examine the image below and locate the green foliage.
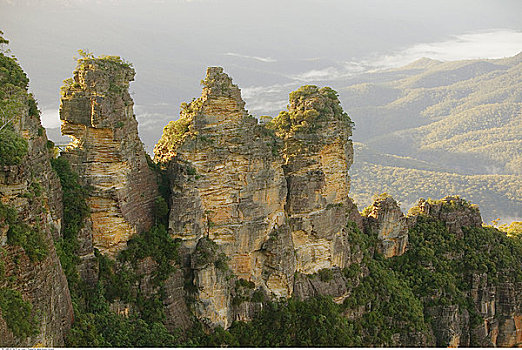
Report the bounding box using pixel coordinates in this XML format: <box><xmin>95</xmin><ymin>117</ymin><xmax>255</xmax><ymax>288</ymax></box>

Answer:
<box><xmin>7</xmin><ymin>219</ymin><xmax>48</xmax><ymax>262</ymax></box>
<box><xmin>119</xmin><ymin>225</ymin><xmax>180</xmax><ymax>283</ymax></box>
<box><xmin>51</xmin><ymin>157</ymin><xmax>89</xmax><ymax>242</ymax></box>
<box><xmin>0</xmin><ymin>128</ymin><xmax>28</xmax><ymax>165</ymax></box>
<box><xmin>317</xmin><ymin>268</ymin><xmax>334</xmax><ymax>282</ymax></box>
<box><xmin>225</xmin><ymin>296</ymin><xmax>358</xmax><ymax>347</ymax></box>
<box><xmin>268</xmin><ymin>85</ymin><xmax>353</xmax><ymax>136</ymax></box>
<box><xmin>0</xmin><ymin>201</ymin><xmax>48</xmax><ymax>262</ymax></box>
<box><xmin>0</xmin><ymin>30</ymin><xmax>9</xmax><ymax>46</ymax></box>
<box><xmin>0</xmin><ymin>51</ymin><xmax>29</xmax><ymax>89</ymax></box>
<box><xmin>154</xmin><ymin>116</ymin><xmax>192</xmax><ymax>160</ymax></box>
<box><xmin>66</xmin><ymin>284</ymin><xmax>179</xmax><ymax>347</ymax></box>
<box><xmin>109</xmin><ymin>83</ymin><xmax>123</xmax><ymax>95</ymax></box>
<box><xmin>0</xmin><ymin>288</ymin><xmax>38</xmax><ymax>338</ymax></box>
<box><xmin>343</xmin><ymin>258</ymin><xmax>429</xmax><ymax>345</ymax></box>
<box><xmin>27</xmin><ymin>94</ymin><xmax>39</xmax><ymax>117</ymax></box>
<box><xmin>192</xmin><ymin>236</ymin><xmax>218</xmax><ymax>267</ymax></box>
<box><xmin>51</xmin><ymin>156</ymin><xmax>89</xmax><ymax>291</ymax></box>
<box><xmin>152</xmin><ymin>196</ymin><xmax>169</xmax><ymax>225</ymax></box>
<box><xmin>388</xmin><ymin>215</ymin><xmax>522</xmax><ymax>345</ymax></box>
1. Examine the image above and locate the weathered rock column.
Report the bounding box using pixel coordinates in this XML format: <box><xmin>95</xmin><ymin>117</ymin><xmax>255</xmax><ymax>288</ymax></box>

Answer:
<box><xmin>269</xmin><ymin>85</ymin><xmax>360</xmax><ymax>274</ymax></box>
<box><xmin>60</xmin><ymin>56</ymin><xmax>158</xmax><ymax>256</ymax></box>
<box><xmin>155</xmin><ymin>67</ymin><xmax>293</xmax><ymax>327</ymax></box>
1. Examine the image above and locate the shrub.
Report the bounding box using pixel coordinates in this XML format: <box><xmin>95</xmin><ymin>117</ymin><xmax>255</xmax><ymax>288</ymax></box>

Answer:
<box><xmin>0</xmin><ymin>202</ymin><xmax>48</xmax><ymax>262</ymax></box>
<box><xmin>0</xmin><ymin>288</ymin><xmax>38</xmax><ymax>338</ymax></box>
<box><xmin>0</xmin><ymin>128</ymin><xmax>28</xmax><ymax>165</ymax></box>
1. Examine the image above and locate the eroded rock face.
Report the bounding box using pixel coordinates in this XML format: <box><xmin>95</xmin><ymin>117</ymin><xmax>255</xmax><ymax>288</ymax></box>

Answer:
<box><xmin>154</xmin><ymin>69</ymin><xmax>361</xmax><ymax>328</ymax></box>
<box><xmin>155</xmin><ymin>67</ymin><xmax>293</xmax><ymax>327</ymax></box>
<box><xmin>272</xmin><ymin>85</ymin><xmax>359</xmax><ymax>273</ymax></box>
<box><xmin>0</xmin><ymin>58</ymin><xmax>73</xmax><ymax>346</ymax></box>
<box><xmin>60</xmin><ymin>57</ymin><xmax>158</xmax><ymax>256</ymax></box>
<box><xmin>363</xmin><ymin>195</ymin><xmax>408</xmax><ymax>258</ymax></box>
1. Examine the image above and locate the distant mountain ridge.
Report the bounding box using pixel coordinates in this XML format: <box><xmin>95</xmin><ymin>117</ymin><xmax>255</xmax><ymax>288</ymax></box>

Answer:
<box><xmin>342</xmin><ymin>53</ymin><xmax>522</xmax><ymax>222</ymax></box>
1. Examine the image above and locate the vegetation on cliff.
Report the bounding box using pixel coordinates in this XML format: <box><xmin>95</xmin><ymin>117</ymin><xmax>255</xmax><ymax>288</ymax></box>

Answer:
<box><xmin>0</xmin><ymin>33</ymin><xmax>31</xmax><ymax>165</ymax></box>
<box><xmin>0</xmin><ymin>288</ymin><xmax>38</xmax><ymax>338</ymax></box>
<box><xmin>268</xmin><ymin>85</ymin><xmax>353</xmax><ymax>136</ymax></box>
<box><xmin>51</xmin><ymin>156</ymin><xmax>182</xmax><ymax>346</ymax></box>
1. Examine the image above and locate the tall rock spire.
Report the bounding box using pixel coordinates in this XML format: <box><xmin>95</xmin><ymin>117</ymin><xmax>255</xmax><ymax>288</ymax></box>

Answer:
<box><xmin>155</xmin><ymin>67</ymin><xmax>293</xmax><ymax>327</ymax></box>
<box><xmin>60</xmin><ymin>56</ymin><xmax>158</xmax><ymax>256</ymax></box>
<box><xmin>269</xmin><ymin>85</ymin><xmax>360</xmax><ymax>273</ymax></box>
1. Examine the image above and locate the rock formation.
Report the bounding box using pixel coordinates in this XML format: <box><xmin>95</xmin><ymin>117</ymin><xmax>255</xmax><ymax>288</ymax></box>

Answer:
<box><xmin>270</xmin><ymin>85</ymin><xmax>362</xmax><ymax>274</ymax></box>
<box><xmin>154</xmin><ymin>68</ymin><xmax>363</xmax><ymax>328</ymax></box>
<box><xmin>0</xmin><ymin>52</ymin><xmax>73</xmax><ymax>346</ymax></box>
<box><xmin>362</xmin><ymin>194</ymin><xmax>408</xmax><ymax>258</ymax></box>
<box><xmin>155</xmin><ymin>67</ymin><xmax>291</xmax><ymax>327</ymax></box>
<box><xmin>409</xmin><ymin>196</ymin><xmax>482</xmax><ymax>237</ymax></box>
<box><xmin>60</xmin><ymin>56</ymin><xmax>158</xmax><ymax>256</ymax></box>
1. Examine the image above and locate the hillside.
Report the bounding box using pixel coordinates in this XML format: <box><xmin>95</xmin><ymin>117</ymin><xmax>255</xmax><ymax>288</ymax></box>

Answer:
<box><xmin>341</xmin><ymin>53</ymin><xmax>522</xmax><ymax>221</ymax></box>
<box><xmin>351</xmin><ymin>143</ymin><xmax>522</xmax><ymax>223</ymax></box>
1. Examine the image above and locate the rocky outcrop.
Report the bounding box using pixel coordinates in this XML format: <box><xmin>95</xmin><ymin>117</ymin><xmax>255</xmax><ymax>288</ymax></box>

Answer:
<box><xmin>363</xmin><ymin>194</ymin><xmax>408</xmax><ymax>258</ymax></box>
<box><xmin>409</xmin><ymin>196</ymin><xmax>482</xmax><ymax>237</ymax></box>
<box><xmin>155</xmin><ymin>67</ymin><xmax>292</xmax><ymax>327</ymax></box>
<box><xmin>154</xmin><ymin>69</ymin><xmax>361</xmax><ymax>328</ymax></box>
<box><xmin>271</xmin><ymin>85</ymin><xmax>361</xmax><ymax>274</ymax></box>
<box><xmin>408</xmin><ymin>196</ymin><xmax>521</xmax><ymax>347</ymax></box>
<box><xmin>60</xmin><ymin>56</ymin><xmax>158</xmax><ymax>256</ymax></box>
<box><xmin>0</xmin><ymin>52</ymin><xmax>73</xmax><ymax>346</ymax></box>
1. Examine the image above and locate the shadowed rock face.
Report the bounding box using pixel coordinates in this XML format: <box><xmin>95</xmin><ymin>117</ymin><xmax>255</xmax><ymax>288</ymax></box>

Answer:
<box><xmin>154</xmin><ymin>69</ymin><xmax>361</xmax><ymax>328</ymax></box>
<box><xmin>0</xmin><ymin>54</ymin><xmax>73</xmax><ymax>345</ymax></box>
<box><xmin>60</xmin><ymin>57</ymin><xmax>158</xmax><ymax>256</ymax></box>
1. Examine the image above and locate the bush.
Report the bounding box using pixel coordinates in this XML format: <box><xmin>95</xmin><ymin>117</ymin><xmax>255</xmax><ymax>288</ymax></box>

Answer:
<box><xmin>0</xmin><ymin>288</ymin><xmax>38</xmax><ymax>338</ymax></box>
<box><xmin>0</xmin><ymin>128</ymin><xmax>28</xmax><ymax>165</ymax></box>
<box><xmin>0</xmin><ymin>201</ymin><xmax>48</xmax><ymax>262</ymax></box>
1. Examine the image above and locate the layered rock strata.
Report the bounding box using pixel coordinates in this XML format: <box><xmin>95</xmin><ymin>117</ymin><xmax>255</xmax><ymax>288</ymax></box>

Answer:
<box><xmin>60</xmin><ymin>57</ymin><xmax>158</xmax><ymax>256</ymax></box>
<box><xmin>155</xmin><ymin>67</ymin><xmax>292</xmax><ymax>327</ymax></box>
<box><xmin>0</xmin><ymin>55</ymin><xmax>73</xmax><ymax>345</ymax></box>
<box><xmin>270</xmin><ymin>85</ymin><xmax>361</xmax><ymax>274</ymax></box>
<box><xmin>154</xmin><ymin>69</ymin><xmax>361</xmax><ymax>328</ymax></box>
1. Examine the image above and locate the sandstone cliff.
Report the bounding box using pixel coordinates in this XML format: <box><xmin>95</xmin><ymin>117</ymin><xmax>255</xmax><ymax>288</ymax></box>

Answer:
<box><xmin>60</xmin><ymin>56</ymin><xmax>158</xmax><ymax>256</ymax></box>
<box><xmin>155</xmin><ymin>67</ymin><xmax>291</xmax><ymax>327</ymax></box>
<box><xmin>0</xmin><ymin>51</ymin><xmax>73</xmax><ymax>346</ymax></box>
<box><xmin>269</xmin><ymin>85</ymin><xmax>362</xmax><ymax>275</ymax></box>
<box><xmin>154</xmin><ymin>68</ymin><xmax>364</xmax><ymax>328</ymax></box>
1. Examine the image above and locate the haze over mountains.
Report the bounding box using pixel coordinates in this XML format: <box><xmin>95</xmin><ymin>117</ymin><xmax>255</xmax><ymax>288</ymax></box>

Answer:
<box><xmin>341</xmin><ymin>54</ymin><xmax>522</xmax><ymax>223</ymax></box>
<box><xmin>1</xmin><ymin>0</ymin><xmax>521</xmax><ymax>222</ymax></box>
